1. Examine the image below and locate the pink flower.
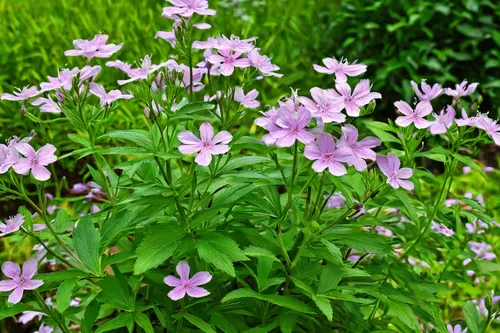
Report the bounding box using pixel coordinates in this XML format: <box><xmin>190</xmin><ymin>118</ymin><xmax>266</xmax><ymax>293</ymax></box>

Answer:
<box><xmin>313</xmin><ymin>58</ymin><xmax>367</xmax><ymax>82</ymax></box>
<box><xmin>89</xmin><ymin>83</ymin><xmax>133</xmax><ymax>106</ymax></box>
<box><xmin>0</xmin><ymin>259</ymin><xmax>43</xmax><ymax>304</ymax></box>
<box><xmin>178</xmin><ymin>122</ymin><xmax>232</xmax><ymax>166</ymax></box>
<box><xmin>247</xmin><ymin>49</ymin><xmax>282</xmax><ymax>78</ymax></box>
<box><xmin>375</xmin><ymin>226</ymin><xmax>393</xmax><ymax>237</ymax></box>
<box><xmin>394</xmin><ymin>101</ymin><xmax>433</xmax><ymax>128</ymax></box>
<box><xmin>18</xmin><ymin>311</ymin><xmax>45</xmax><ymax>324</ymax></box>
<box><xmin>31</xmin><ymin>96</ymin><xmax>62</xmax><ymax>113</ymax></box>
<box><xmin>336</xmin><ymin>125</ymin><xmax>381</xmax><ymax>171</ymax></box>
<box><xmin>40</xmin><ymin>68</ymin><xmax>79</xmax><ymax>92</ymax></box>
<box><xmin>270</xmin><ymin>107</ymin><xmax>315</xmax><ymax>147</ymax></box>
<box><xmin>207</xmin><ymin>49</ymin><xmax>251</xmax><ymax>76</ymax></box>
<box><xmin>444</xmin><ymin>80</ymin><xmax>479</xmax><ymax>98</ymax></box>
<box><xmin>447</xmin><ymin>324</ymin><xmax>467</xmax><ymax>333</ymax></box>
<box><xmin>0</xmin><ymin>139</ymin><xmax>23</xmax><ymax>174</ymax></box>
<box><xmin>35</xmin><ymin>323</ymin><xmax>53</xmax><ymax>333</ymax></box>
<box><xmin>474</xmin><ymin>115</ymin><xmax>500</xmax><ymax>145</ymax></box>
<box><xmin>64</xmin><ymin>34</ymin><xmax>123</xmax><ymax>60</ymax></box>
<box><xmin>155</xmin><ymin>31</ymin><xmax>177</xmax><ymax>48</ymax></box>
<box><xmin>300</xmin><ymin>88</ymin><xmax>345</xmax><ymax>123</ymax></box>
<box><xmin>254</xmin><ymin>107</ymin><xmax>280</xmax><ymax>146</ymax></box>
<box><xmin>430</xmin><ymin>106</ymin><xmax>456</xmax><ymax>134</ymax></box>
<box><xmin>465</xmin><ymin>219</ymin><xmax>488</xmax><ymax>234</ymax></box>
<box><xmin>0</xmin><ymin>214</ymin><xmax>24</xmax><ymax>237</ymax></box>
<box><xmin>1</xmin><ymin>86</ymin><xmax>40</xmax><ymax>101</ymax></box>
<box><xmin>431</xmin><ymin>222</ymin><xmax>454</xmax><ymax>237</ymax></box>
<box><xmin>107</xmin><ymin>56</ymin><xmax>171</xmax><ymax>85</ymax></box>
<box><xmin>79</xmin><ymin>65</ymin><xmax>102</xmax><ymax>82</ymax></box>
<box><xmin>455</xmin><ymin>108</ymin><xmax>475</xmax><ymax>127</ymax></box>
<box><xmin>410</xmin><ymin>80</ymin><xmax>443</xmax><ymax>102</ymax></box>
<box><xmin>13</xmin><ymin>143</ymin><xmax>57</xmax><ymax>181</ymax></box>
<box><xmin>164</xmin><ymin>260</ymin><xmax>212</xmax><ymax>300</ymax></box>
<box><xmin>376</xmin><ymin>153</ymin><xmax>414</xmax><ymax>190</ymax></box>
<box><xmin>469</xmin><ymin>241</ymin><xmax>496</xmax><ymax>260</ymax></box>
<box><xmin>234</xmin><ymin>87</ymin><xmax>260</xmax><ymax>108</ymax></box>
<box><xmin>328</xmin><ymin>80</ymin><xmax>381</xmax><ymax>117</ymax></box>
<box><xmin>325</xmin><ymin>193</ymin><xmax>346</xmax><ymax>208</ymax></box>
<box><xmin>163</xmin><ymin>0</ymin><xmax>216</xmax><ymax>18</ymax></box>
<box><xmin>304</xmin><ymin>133</ymin><xmax>348</xmax><ymax>176</ymax></box>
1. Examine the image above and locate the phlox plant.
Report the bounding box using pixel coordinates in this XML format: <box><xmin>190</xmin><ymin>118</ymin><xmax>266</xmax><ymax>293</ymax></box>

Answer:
<box><xmin>1</xmin><ymin>1</ymin><xmax>500</xmax><ymax>332</ymax></box>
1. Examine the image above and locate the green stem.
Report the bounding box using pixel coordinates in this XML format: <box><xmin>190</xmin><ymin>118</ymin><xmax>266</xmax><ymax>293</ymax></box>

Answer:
<box><xmin>22</xmin><ymin>227</ymin><xmax>74</xmax><ymax>268</ymax></box>
<box><xmin>34</xmin><ymin>289</ymin><xmax>71</xmax><ymax>333</ymax></box>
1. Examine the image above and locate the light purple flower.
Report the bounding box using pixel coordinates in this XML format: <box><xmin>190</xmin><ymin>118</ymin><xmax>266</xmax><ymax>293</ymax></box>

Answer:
<box><xmin>163</xmin><ymin>0</ymin><xmax>216</xmax><ymax>18</ymax></box>
<box><xmin>410</xmin><ymin>80</ymin><xmax>443</xmax><ymax>102</ymax></box>
<box><xmin>40</xmin><ymin>68</ymin><xmax>79</xmax><ymax>92</ymax></box>
<box><xmin>1</xmin><ymin>86</ymin><xmax>40</xmax><ymax>101</ymax></box>
<box><xmin>455</xmin><ymin>108</ymin><xmax>475</xmax><ymax>127</ymax></box>
<box><xmin>79</xmin><ymin>65</ymin><xmax>102</xmax><ymax>82</ymax></box>
<box><xmin>164</xmin><ymin>260</ymin><xmax>212</xmax><ymax>300</ymax></box>
<box><xmin>336</xmin><ymin>125</ymin><xmax>381</xmax><ymax>171</ymax></box>
<box><xmin>375</xmin><ymin>226</ymin><xmax>393</xmax><ymax>237</ymax></box>
<box><xmin>0</xmin><ymin>214</ymin><xmax>24</xmax><ymax>237</ymax></box>
<box><xmin>89</xmin><ymin>83</ymin><xmax>133</xmax><ymax>106</ymax></box>
<box><xmin>447</xmin><ymin>324</ymin><xmax>467</xmax><ymax>333</ymax></box>
<box><xmin>18</xmin><ymin>310</ymin><xmax>45</xmax><ymax>324</ymax></box>
<box><xmin>327</xmin><ymin>80</ymin><xmax>381</xmax><ymax>117</ymax></box>
<box><xmin>462</xmin><ymin>166</ymin><xmax>471</xmax><ymax>174</ymax></box>
<box><xmin>35</xmin><ymin>323</ymin><xmax>53</xmax><ymax>333</ymax></box>
<box><xmin>431</xmin><ymin>221</ymin><xmax>454</xmax><ymax>237</ymax></box>
<box><xmin>64</xmin><ymin>34</ymin><xmax>123</xmax><ymax>60</ymax></box>
<box><xmin>313</xmin><ymin>58</ymin><xmax>367</xmax><ymax>83</ymax></box>
<box><xmin>0</xmin><ymin>259</ymin><xmax>43</xmax><ymax>304</ymax></box>
<box><xmin>304</xmin><ymin>133</ymin><xmax>348</xmax><ymax>176</ymax></box>
<box><xmin>430</xmin><ymin>106</ymin><xmax>456</xmax><ymax>135</ymax></box>
<box><xmin>376</xmin><ymin>153</ymin><xmax>414</xmax><ymax>190</ymax></box>
<box><xmin>234</xmin><ymin>87</ymin><xmax>260</xmax><ymax>108</ymax></box>
<box><xmin>31</xmin><ymin>96</ymin><xmax>62</xmax><ymax>113</ymax></box>
<box><xmin>13</xmin><ymin>143</ymin><xmax>57</xmax><ymax>181</ymax></box>
<box><xmin>155</xmin><ymin>31</ymin><xmax>177</xmax><ymax>48</ymax></box>
<box><xmin>444</xmin><ymin>80</ymin><xmax>479</xmax><ymax>98</ymax></box>
<box><xmin>300</xmin><ymin>87</ymin><xmax>345</xmax><ymax>123</ymax></box>
<box><xmin>270</xmin><ymin>107</ymin><xmax>315</xmax><ymax>147</ymax></box>
<box><xmin>254</xmin><ymin>107</ymin><xmax>280</xmax><ymax>146</ymax></box>
<box><xmin>325</xmin><ymin>193</ymin><xmax>346</xmax><ymax>208</ymax></box>
<box><xmin>107</xmin><ymin>56</ymin><xmax>171</xmax><ymax>85</ymax></box>
<box><xmin>469</xmin><ymin>241</ymin><xmax>496</xmax><ymax>260</ymax></box>
<box><xmin>466</xmin><ymin>219</ymin><xmax>488</xmax><ymax>234</ymax></box>
<box><xmin>178</xmin><ymin>122</ymin><xmax>232</xmax><ymax>166</ymax></box>
<box><xmin>474</xmin><ymin>115</ymin><xmax>500</xmax><ymax>145</ymax></box>
<box><xmin>207</xmin><ymin>49</ymin><xmax>251</xmax><ymax>76</ymax></box>
<box><xmin>247</xmin><ymin>49</ymin><xmax>282</xmax><ymax>78</ymax></box>
<box><xmin>394</xmin><ymin>101</ymin><xmax>433</xmax><ymax>128</ymax></box>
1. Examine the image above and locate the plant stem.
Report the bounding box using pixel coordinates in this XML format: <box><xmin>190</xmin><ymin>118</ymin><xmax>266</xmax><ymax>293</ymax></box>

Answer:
<box><xmin>22</xmin><ymin>227</ymin><xmax>74</xmax><ymax>268</ymax></box>
<box><xmin>34</xmin><ymin>289</ymin><xmax>71</xmax><ymax>333</ymax></box>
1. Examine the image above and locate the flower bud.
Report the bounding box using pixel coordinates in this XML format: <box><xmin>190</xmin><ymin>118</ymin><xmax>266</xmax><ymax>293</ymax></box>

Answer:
<box><xmin>152</xmin><ymin>72</ymin><xmax>165</xmax><ymax>91</ymax></box>
<box><xmin>55</xmin><ymin>91</ymin><xmax>65</xmax><ymax>103</ymax></box>
<box><xmin>144</xmin><ymin>107</ymin><xmax>150</xmax><ymax>118</ymax></box>
<box><xmin>20</xmin><ymin>105</ymin><xmax>26</xmax><ymax>115</ymax></box>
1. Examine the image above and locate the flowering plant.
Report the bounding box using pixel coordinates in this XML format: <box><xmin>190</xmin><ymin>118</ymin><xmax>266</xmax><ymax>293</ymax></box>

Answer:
<box><xmin>0</xmin><ymin>1</ymin><xmax>499</xmax><ymax>332</ymax></box>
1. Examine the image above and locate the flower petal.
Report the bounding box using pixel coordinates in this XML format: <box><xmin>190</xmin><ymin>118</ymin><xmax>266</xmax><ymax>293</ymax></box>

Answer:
<box><xmin>22</xmin><ymin>279</ymin><xmax>43</xmax><ymax>290</ymax></box>
<box><xmin>178</xmin><ymin>131</ymin><xmax>201</xmax><ymax>145</ymax></box>
<box><xmin>0</xmin><ymin>280</ymin><xmax>18</xmax><ymax>291</ymax></box>
<box><xmin>199</xmin><ymin>122</ymin><xmax>214</xmax><ymax>142</ymax></box>
<box><xmin>168</xmin><ymin>286</ymin><xmax>186</xmax><ymax>301</ymax></box>
<box><xmin>2</xmin><ymin>262</ymin><xmax>20</xmax><ymax>279</ymax></box>
<box><xmin>8</xmin><ymin>286</ymin><xmax>24</xmax><ymax>304</ymax></box>
<box><xmin>212</xmin><ymin>131</ymin><xmax>232</xmax><ymax>144</ymax></box>
<box><xmin>22</xmin><ymin>259</ymin><xmax>38</xmax><ymax>280</ymax></box>
<box><xmin>186</xmin><ymin>286</ymin><xmax>210</xmax><ymax>298</ymax></box>
<box><xmin>195</xmin><ymin>150</ymin><xmax>212</xmax><ymax>166</ymax></box>
<box><xmin>176</xmin><ymin>260</ymin><xmax>190</xmax><ymax>283</ymax></box>
<box><xmin>164</xmin><ymin>276</ymin><xmax>182</xmax><ymax>287</ymax></box>
<box><xmin>189</xmin><ymin>272</ymin><xmax>212</xmax><ymax>286</ymax></box>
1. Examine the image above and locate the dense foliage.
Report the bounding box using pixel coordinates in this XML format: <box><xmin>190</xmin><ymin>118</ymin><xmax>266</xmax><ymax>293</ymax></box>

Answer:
<box><xmin>1</xmin><ymin>1</ymin><xmax>500</xmax><ymax>333</ymax></box>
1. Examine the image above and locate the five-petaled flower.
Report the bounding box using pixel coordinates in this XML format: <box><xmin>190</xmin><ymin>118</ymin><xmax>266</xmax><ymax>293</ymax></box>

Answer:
<box><xmin>163</xmin><ymin>0</ymin><xmax>216</xmax><ymax>19</ymax></box>
<box><xmin>304</xmin><ymin>133</ymin><xmax>348</xmax><ymax>176</ymax></box>
<box><xmin>164</xmin><ymin>260</ymin><xmax>212</xmax><ymax>300</ymax></box>
<box><xmin>1</xmin><ymin>86</ymin><xmax>40</xmax><ymax>101</ymax></box>
<box><xmin>64</xmin><ymin>34</ymin><xmax>123</xmax><ymax>61</ymax></box>
<box><xmin>429</xmin><ymin>106</ymin><xmax>456</xmax><ymax>135</ymax></box>
<box><xmin>410</xmin><ymin>80</ymin><xmax>443</xmax><ymax>103</ymax></box>
<box><xmin>13</xmin><ymin>143</ymin><xmax>57</xmax><ymax>181</ymax></box>
<box><xmin>336</xmin><ymin>125</ymin><xmax>381</xmax><ymax>171</ymax></box>
<box><xmin>40</xmin><ymin>68</ymin><xmax>80</xmax><ymax>92</ymax></box>
<box><xmin>327</xmin><ymin>80</ymin><xmax>381</xmax><ymax>117</ymax></box>
<box><xmin>431</xmin><ymin>221</ymin><xmax>455</xmax><ymax>237</ymax></box>
<box><xmin>206</xmin><ymin>49</ymin><xmax>251</xmax><ymax>76</ymax></box>
<box><xmin>0</xmin><ymin>259</ymin><xmax>44</xmax><ymax>304</ymax></box>
<box><xmin>444</xmin><ymin>80</ymin><xmax>478</xmax><ymax>98</ymax></box>
<box><xmin>394</xmin><ymin>101</ymin><xmax>433</xmax><ymax>129</ymax></box>
<box><xmin>0</xmin><ymin>214</ymin><xmax>24</xmax><ymax>237</ymax></box>
<box><xmin>178</xmin><ymin>122</ymin><xmax>232</xmax><ymax>166</ymax></box>
<box><xmin>89</xmin><ymin>83</ymin><xmax>133</xmax><ymax>106</ymax></box>
<box><xmin>300</xmin><ymin>87</ymin><xmax>345</xmax><ymax>123</ymax></box>
<box><xmin>270</xmin><ymin>106</ymin><xmax>315</xmax><ymax>147</ymax></box>
<box><xmin>234</xmin><ymin>87</ymin><xmax>260</xmax><ymax>108</ymax></box>
<box><xmin>376</xmin><ymin>153</ymin><xmax>414</xmax><ymax>190</ymax></box>
<box><xmin>313</xmin><ymin>57</ymin><xmax>366</xmax><ymax>83</ymax></box>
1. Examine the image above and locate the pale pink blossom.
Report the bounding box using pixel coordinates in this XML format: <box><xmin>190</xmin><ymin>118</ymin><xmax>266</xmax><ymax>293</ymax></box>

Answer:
<box><xmin>269</xmin><ymin>107</ymin><xmax>315</xmax><ymax>147</ymax></box>
<box><xmin>327</xmin><ymin>80</ymin><xmax>381</xmax><ymax>117</ymax></box>
<box><xmin>455</xmin><ymin>108</ymin><xmax>475</xmax><ymax>127</ymax></box>
<box><xmin>40</xmin><ymin>68</ymin><xmax>79</xmax><ymax>92</ymax></box>
<box><xmin>1</xmin><ymin>86</ymin><xmax>40</xmax><ymax>101</ymax></box>
<box><xmin>178</xmin><ymin>122</ymin><xmax>232</xmax><ymax>166</ymax></box>
<box><xmin>35</xmin><ymin>323</ymin><xmax>53</xmax><ymax>333</ymax></box>
<box><xmin>410</xmin><ymin>80</ymin><xmax>443</xmax><ymax>102</ymax></box>
<box><xmin>155</xmin><ymin>31</ymin><xmax>176</xmax><ymax>48</ymax></box>
<box><xmin>336</xmin><ymin>125</ymin><xmax>381</xmax><ymax>171</ymax></box>
<box><xmin>300</xmin><ymin>88</ymin><xmax>345</xmax><ymax>123</ymax></box>
<box><xmin>469</xmin><ymin>241</ymin><xmax>496</xmax><ymax>260</ymax></box>
<box><xmin>447</xmin><ymin>324</ymin><xmax>467</xmax><ymax>333</ymax></box>
<box><xmin>325</xmin><ymin>193</ymin><xmax>346</xmax><ymax>208</ymax></box>
<box><xmin>162</xmin><ymin>0</ymin><xmax>216</xmax><ymax>18</ymax></box>
<box><xmin>304</xmin><ymin>133</ymin><xmax>348</xmax><ymax>176</ymax></box>
<box><xmin>31</xmin><ymin>96</ymin><xmax>61</xmax><ymax>113</ymax></box>
<box><xmin>194</xmin><ymin>35</ymin><xmax>256</xmax><ymax>52</ymax></box>
<box><xmin>0</xmin><ymin>259</ymin><xmax>43</xmax><ymax>304</ymax></box>
<box><xmin>313</xmin><ymin>58</ymin><xmax>367</xmax><ymax>82</ymax></box>
<box><xmin>79</xmin><ymin>65</ymin><xmax>102</xmax><ymax>82</ymax></box>
<box><xmin>234</xmin><ymin>87</ymin><xmax>260</xmax><ymax>108</ymax></box>
<box><xmin>483</xmin><ymin>166</ymin><xmax>494</xmax><ymax>173</ymax></box>
<box><xmin>431</xmin><ymin>221</ymin><xmax>454</xmax><ymax>237</ymax></box>
<box><xmin>247</xmin><ymin>49</ymin><xmax>282</xmax><ymax>78</ymax></box>
<box><xmin>376</xmin><ymin>153</ymin><xmax>414</xmax><ymax>190</ymax></box>
<box><xmin>474</xmin><ymin>115</ymin><xmax>500</xmax><ymax>145</ymax></box>
<box><xmin>18</xmin><ymin>310</ymin><xmax>45</xmax><ymax>324</ymax></box>
<box><xmin>254</xmin><ymin>107</ymin><xmax>280</xmax><ymax>146</ymax></box>
<box><xmin>444</xmin><ymin>80</ymin><xmax>479</xmax><ymax>98</ymax></box>
<box><xmin>466</xmin><ymin>219</ymin><xmax>488</xmax><ymax>234</ymax></box>
<box><xmin>394</xmin><ymin>101</ymin><xmax>433</xmax><ymax>128</ymax></box>
<box><xmin>107</xmin><ymin>56</ymin><xmax>172</xmax><ymax>85</ymax></box>
<box><xmin>0</xmin><ymin>214</ymin><xmax>24</xmax><ymax>237</ymax></box>
<box><xmin>164</xmin><ymin>260</ymin><xmax>212</xmax><ymax>300</ymax></box>
<box><xmin>206</xmin><ymin>49</ymin><xmax>251</xmax><ymax>76</ymax></box>
<box><xmin>64</xmin><ymin>34</ymin><xmax>123</xmax><ymax>60</ymax></box>
<box><xmin>430</xmin><ymin>106</ymin><xmax>456</xmax><ymax>135</ymax></box>
<box><xmin>88</xmin><ymin>83</ymin><xmax>133</xmax><ymax>106</ymax></box>
<box><xmin>13</xmin><ymin>143</ymin><xmax>57</xmax><ymax>181</ymax></box>
<box><xmin>375</xmin><ymin>226</ymin><xmax>393</xmax><ymax>237</ymax></box>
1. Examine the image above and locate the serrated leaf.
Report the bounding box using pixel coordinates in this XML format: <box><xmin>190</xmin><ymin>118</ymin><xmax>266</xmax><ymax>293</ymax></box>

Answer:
<box><xmin>196</xmin><ymin>233</ymin><xmax>248</xmax><ymax>276</ymax></box>
<box><xmin>95</xmin><ymin>312</ymin><xmax>134</xmax><ymax>333</ymax></box>
<box><xmin>100</xmin><ymin>130</ymin><xmax>153</xmax><ymax>150</ymax></box>
<box><xmin>243</xmin><ymin>246</ymin><xmax>280</xmax><ymax>262</ymax></box>
<box><xmin>73</xmin><ymin>216</ymin><xmax>101</xmax><ymax>275</ymax></box>
<box><xmin>387</xmin><ymin>300</ymin><xmax>421</xmax><ymax>331</ymax></box>
<box><xmin>56</xmin><ymin>277</ymin><xmax>78</xmax><ymax>313</ymax></box>
<box><xmin>318</xmin><ymin>263</ymin><xmax>342</xmax><ymax>294</ymax></box>
<box><xmin>313</xmin><ymin>296</ymin><xmax>333</xmax><ymax>321</ymax></box>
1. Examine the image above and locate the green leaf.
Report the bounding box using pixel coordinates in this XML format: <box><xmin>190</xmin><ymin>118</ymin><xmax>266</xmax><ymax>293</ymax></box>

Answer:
<box><xmin>387</xmin><ymin>300</ymin><xmax>421</xmax><ymax>331</ymax></box>
<box><xmin>183</xmin><ymin>314</ymin><xmax>217</xmax><ymax>333</ymax></box>
<box><xmin>73</xmin><ymin>216</ymin><xmax>101</xmax><ymax>275</ymax></box>
<box><xmin>463</xmin><ymin>301</ymin><xmax>481</xmax><ymax>333</ymax></box>
<box><xmin>364</xmin><ymin>121</ymin><xmax>400</xmax><ymax>143</ymax></box>
<box><xmin>211</xmin><ymin>313</ymin><xmax>238</xmax><ymax>333</ymax></box>
<box><xmin>95</xmin><ymin>312</ymin><xmax>134</xmax><ymax>333</ymax></box>
<box><xmin>134</xmin><ymin>224</ymin><xmax>186</xmax><ymax>274</ymax></box>
<box><xmin>36</xmin><ymin>270</ymin><xmax>89</xmax><ymax>282</ymax></box>
<box><xmin>97</xmin><ymin>276</ymin><xmax>134</xmax><ymax>311</ymax></box>
<box><xmin>243</xmin><ymin>246</ymin><xmax>280</xmax><ymax>262</ymax></box>
<box><xmin>222</xmin><ymin>288</ymin><xmax>314</xmax><ymax>314</ymax></box>
<box><xmin>279</xmin><ymin>311</ymin><xmax>296</xmax><ymax>333</ymax></box>
<box><xmin>0</xmin><ymin>303</ymin><xmax>31</xmax><ymax>321</ymax></box>
<box><xmin>100</xmin><ymin>130</ymin><xmax>153</xmax><ymax>150</ymax></box>
<box><xmin>318</xmin><ymin>263</ymin><xmax>342</xmax><ymax>294</ymax></box>
<box><xmin>220</xmin><ymin>156</ymin><xmax>271</xmax><ymax>172</ymax></box>
<box><xmin>82</xmin><ymin>300</ymin><xmax>101</xmax><ymax>333</ymax></box>
<box><xmin>56</xmin><ymin>277</ymin><xmax>78</xmax><ymax>313</ymax></box>
<box><xmin>68</xmin><ymin>133</ymin><xmax>91</xmax><ymax>148</ymax></box>
<box><xmin>135</xmin><ymin>313</ymin><xmax>154</xmax><ymax>333</ymax></box>
<box><xmin>452</xmin><ymin>153</ymin><xmax>487</xmax><ymax>180</ymax></box>
<box><xmin>313</xmin><ymin>296</ymin><xmax>333</xmax><ymax>321</ymax></box>
<box><xmin>196</xmin><ymin>232</ymin><xmax>248</xmax><ymax>276</ymax></box>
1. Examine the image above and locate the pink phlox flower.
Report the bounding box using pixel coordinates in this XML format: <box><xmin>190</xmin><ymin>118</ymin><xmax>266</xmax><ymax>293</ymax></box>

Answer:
<box><xmin>13</xmin><ymin>143</ymin><xmax>57</xmax><ymax>181</ymax></box>
<box><xmin>0</xmin><ymin>259</ymin><xmax>43</xmax><ymax>304</ymax></box>
<box><xmin>164</xmin><ymin>260</ymin><xmax>212</xmax><ymax>300</ymax></box>
<box><xmin>269</xmin><ymin>106</ymin><xmax>315</xmax><ymax>147</ymax></box>
<box><xmin>254</xmin><ymin>107</ymin><xmax>280</xmax><ymax>146</ymax></box>
<box><xmin>194</xmin><ymin>35</ymin><xmax>256</xmax><ymax>52</ymax></box>
<box><xmin>247</xmin><ymin>49</ymin><xmax>282</xmax><ymax>78</ymax></box>
<box><xmin>178</xmin><ymin>122</ymin><xmax>232</xmax><ymax>166</ymax></box>
<box><xmin>336</xmin><ymin>124</ymin><xmax>381</xmax><ymax>171</ymax></box>
<box><xmin>469</xmin><ymin>241</ymin><xmax>496</xmax><ymax>260</ymax></box>
<box><xmin>65</xmin><ymin>34</ymin><xmax>122</xmax><ymax>60</ymax></box>
<box><xmin>300</xmin><ymin>87</ymin><xmax>345</xmax><ymax>123</ymax></box>
<box><xmin>1</xmin><ymin>86</ymin><xmax>40</xmax><ymax>101</ymax></box>
<box><xmin>325</xmin><ymin>192</ymin><xmax>346</xmax><ymax>208</ymax></box>
<box><xmin>0</xmin><ymin>214</ymin><xmax>25</xmax><ymax>237</ymax></box>
<box><xmin>455</xmin><ymin>108</ymin><xmax>475</xmax><ymax>127</ymax></box>
<box><xmin>203</xmin><ymin>92</ymin><xmax>222</xmax><ymax>115</ymax></box>
<box><xmin>18</xmin><ymin>310</ymin><xmax>45</xmax><ymax>324</ymax></box>
<box><xmin>466</xmin><ymin>219</ymin><xmax>488</xmax><ymax>234</ymax></box>
<box><xmin>234</xmin><ymin>87</ymin><xmax>260</xmax><ymax>108</ymax></box>
<box><xmin>410</xmin><ymin>80</ymin><xmax>443</xmax><ymax>102</ymax></box>
<box><xmin>375</xmin><ymin>226</ymin><xmax>393</xmax><ymax>237</ymax></box>
<box><xmin>376</xmin><ymin>153</ymin><xmax>414</xmax><ymax>190</ymax></box>
<box><xmin>304</xmin><ymin>133</ymin><xmax>348</xmax><ymax>176</ymax></box>
<box><xmin>180</xmin><ymin>65</ymin><xmax>206</xmax><ymax>92</ymax></box>
<box><xmin>394</xmin><ymin>101</ymin><xmax>433</xmax><ymax>128</ymax></box>
<box><xmin>162</xmin><ymin>0</ymin><xmax>216</xmax><ymax>19</ymax></box>
<box><xmin>0</xmin><ymin>137</ymin><xmax>29</xmax><ymax>174</ymax></box>
<box><xmin>313</xmin><ymin>57</ymin><xmax>367</xmax><ymax>83</ymax></box>
<box><xmin>430</xmin><ymin>106</ymin><xmax>456</xmax><ymax>134</ymax></box>
<box><xmin>463</xmin><ymin>166</ymin><xmax>472</xmax><ymax>174</ymax></box>
<box><xmin>474</xmin><ymin>114</ymin><xmax>500</xmax><ymax>145</ymax></box>
<box><xmin>79</xmin><ymin>65</ymin><xmax>102</xmax><ymax>83</ymax></box>
<box><xmin>431</xmin><ymin>221</ymin><xmax>454</xmax><ymax>237</ymax></box>
<box><xmin>40</xmin><ymin>68</ymin><xmax>79</xmax><ymax>92</ymax></box>
<box><xmin>107</xmin><ymin>56</ymin><xmax>172</xmax><ymax>85</ymax></box>
<box><xmin>327</xmin><ymin>80</ymin><xmax>381</xmax><ymax>117</ymax></box>
<box><xmin>31</xmin><ymin>96</ymin><xmax>62</xmax><ymax>113</ymax></box>
<box><xmin>484</xmin><ymin>166</ymin><xmax>494</xmax><ymax>173</ymax></box>
<box><xmin>35</xmin><ymin>323</ymin><xmax>54</xmax><ymax>333</ymax></box>
<box><xmin>206</xmin><ymin>49</ymin><xmax>251</xmax><ymax>76</ymax></box>
<box><xmin>444</xmin><ymin>80</ymin><xmax>479</xmax><ymax>98</ymax></box>
<box><xmin>447</xmin><ymin>324</ymin><xmax>467</xmax><ymax>333</ymax></box>
<box><xmin>88</xmin><ymin>82</ymin><xmax>133</xmax><ymax>106</ymax></box>
<box><xmin>155</xmin><ymin>31</ymin><xmax>177</xmax><ymax>48</ymax></box>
